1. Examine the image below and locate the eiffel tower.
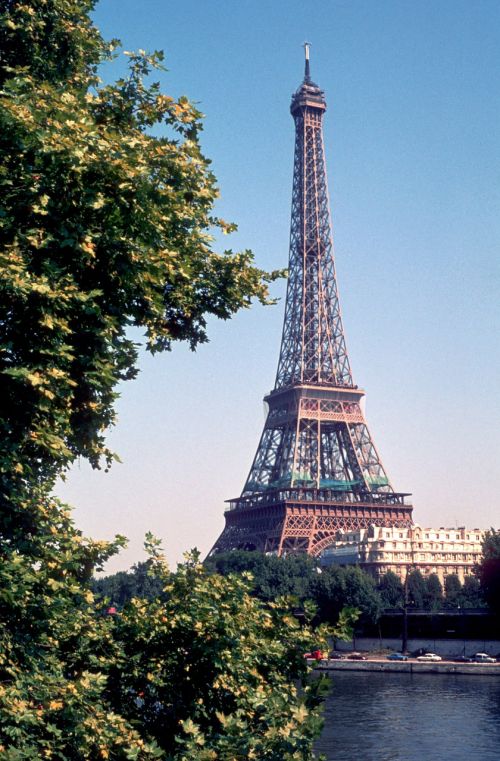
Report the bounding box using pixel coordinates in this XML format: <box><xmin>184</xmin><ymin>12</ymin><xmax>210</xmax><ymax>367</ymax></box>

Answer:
<box><xmin>210</xmin><ymin>46</ymin><xmax>413</xmax><ymax>557</ymax></box>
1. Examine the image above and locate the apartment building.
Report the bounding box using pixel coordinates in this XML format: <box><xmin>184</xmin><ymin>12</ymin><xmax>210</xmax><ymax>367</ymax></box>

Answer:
<box><xmin>320</xmin><ymin>524</ymin><xmax>486</xmax><ymax>583</ymax></box>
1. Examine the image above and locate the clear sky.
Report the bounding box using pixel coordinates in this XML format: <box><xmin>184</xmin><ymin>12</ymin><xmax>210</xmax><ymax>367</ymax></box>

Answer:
<box><xmin>57</xmin><ymin>0</ymin><xmax>500</xmax><ymax>572</ymax></box>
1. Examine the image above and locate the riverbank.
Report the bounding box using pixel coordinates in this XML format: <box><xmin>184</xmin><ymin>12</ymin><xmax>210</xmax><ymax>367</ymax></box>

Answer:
<box><xmin>317</xmin><ymin>658</ymin><xmax>500</xmax><ymax>676</ymax></box>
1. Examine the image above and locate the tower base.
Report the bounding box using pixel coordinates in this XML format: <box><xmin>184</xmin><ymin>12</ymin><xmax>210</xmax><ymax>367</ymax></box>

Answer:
<box><xmin>209</xmin><ymin>489</ymin><xmax>413</xmax><ymax>557</ymax></box>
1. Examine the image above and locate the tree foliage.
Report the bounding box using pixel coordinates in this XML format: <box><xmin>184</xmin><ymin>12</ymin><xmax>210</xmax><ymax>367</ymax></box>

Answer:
<box><xmin>0</xmin><ymin>490</ymin><xmax>146</xmax><ymax>758</ymax></box>
<box><xmin>443</xmin><ymin>573</ymin><xmax>484</xmax><ymax>609</ymax></box>
<box><xmin>205</xmin><ymin>550</ymin><xmax>318</xmax><ymax>603</ymax></box>
<box><xmin>443</xmin><ymin>573</ymin><xmax>462</xmax><ymax>608</ymax></box>
<box><xmin>0</xmin><ymin>2</ymin><xmax>337</xmax><ymax>758</ymax></box>
<box><xmin>2</xmin><ymin>517</ymin><xmax>345</xmax><ymax>759</ymax></box>
<box><xmin>107</xmin><ymin>545</ymin><xmax>337</xmax><ymax>760</ymax></box>
<box><xmin>423</xmin><ymin>573</ymin><xmax>443</xmax><ymax>611</ymax></box>
<box><xmin>461</xmin><ymin>574</ymin><xmax>484</xmax><ymax>608</ymax></box>
<box><xmin>92</xmin><ymin>560</ymin><xmax>164</xmax><ymax>607</ymax></box>
<box><xmin>207</xmin><ymin>552</ymin><xmax>383</xmax><ymax>626</ymax></box>
<box><xmin>377</xmin><ymin>571</ymin><xmax>405</xmax><ymax>608</ymax></box>
<box><xmin>311</xmin><ymin>565</ymin><xmax>382</xmax><ymax>627</ymax></box>
<box><xmin>0</xmin><ymin>0</ymin><xmax>279</xmax><ymax>496</ymax></box>
<box><xmin>110</xmin><ymin>552</ymin><xmax>491</xmax><ymax>620</ymax></box>
<box><xmin>406</xmin><ymin>569</ymin><xmax>426</xmax><ymax>609</ymax></box>
<box><xmin>476</xmin><ymin>529</ymin><xmax>500</xmax><ymax>616</ymax></box>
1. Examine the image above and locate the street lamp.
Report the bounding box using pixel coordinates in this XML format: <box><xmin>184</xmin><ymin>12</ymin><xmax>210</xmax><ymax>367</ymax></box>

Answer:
<box><xmin>402</xmin><ymin>569</ymin><xmax>409</xmax><ymax>653</ymax></box>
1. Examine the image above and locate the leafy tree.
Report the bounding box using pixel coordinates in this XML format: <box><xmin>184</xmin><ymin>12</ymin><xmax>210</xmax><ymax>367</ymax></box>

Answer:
<box><xmin>476</xmin><ymin>529</ymin><xmax>500</xmax><ymax>616</ymax></box>
<box><xmin>443</xmin><ymin>573</ymin><xmax>484</xmax><ymax>610</ymax></box>
<box><xmin>406</xmin><ymin>569</ymin><xmax>426</xmax><ymax>608</ymax></box>
<box><xmin>312</xmin><ymin>565</ymin><xmax>382</xmax><ymax>626</ymax></box>
<box><xmin>377</xmin><ymin>570</ymin><xmax>405</xmax><ymax>608</ymax></box>
<box><xmin>2</xmin><ymin>517</ymin><xmax>346</xmax><ymax>759</ymax></box>
<box><xmin>255</xmin><ymin>554</ymin><xmax>318</xmax><ymax>602</ymax></box>
<box><xmin>423</xmin><ymin>573</ymin><xmax>443</xmax><ymax>611</ymax></box>
<box><xmin>107</xmin><ymin>545</ymin><xmax>348</xmax><ymax>760</ymax></box>
<box><xmin>0</xmin><ymin>2</ymin><xmax>337</xmax><ymax>759</ymax></box>
<box><xmin>444</xmin><ymin>573</ymin><xmax>462</xmax><ymax>608</ymax></box>
<box><xmin>207</xmin><ymin>552</ymin><xmax>383</xmax><ymax>627</ymax></box>
<box><xmin>0</xmin><ymin>0</ymin><xmax>279</xmax><ymax>498</ymax></box>
<box><xmin>461</xmin><ymin>574</ymin><xmax>484</xmax><ymax>608</ymax></box>
<box><xmin>93</xmin><ymin>560</ymin><xmax>164</xmax><ymax>607</ymax></box>
<box><xmin>206</xmin><ymin>550</ymin><xmax>318</xmax><ymax>602</ymax></box>
<box><xmin>205</xmin><ymin>550</ymin><xmax>270</xmax><ymax>586</ymax></box>
<box><xmin>0</xmin><ymin>490</ymin><xmax>155</xmax><ymax>758</ymax></box>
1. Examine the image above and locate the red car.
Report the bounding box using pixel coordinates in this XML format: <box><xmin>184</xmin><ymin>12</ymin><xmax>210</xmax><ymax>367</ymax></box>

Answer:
<box><xmin>304</xmin><ymin>649</ymin><xmax>326</xmax><ymax>661</ymax></box>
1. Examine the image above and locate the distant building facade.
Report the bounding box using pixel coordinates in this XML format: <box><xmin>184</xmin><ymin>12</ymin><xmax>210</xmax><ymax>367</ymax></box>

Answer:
<box><xmin>320</xmin><ymin>524</ymin><xmax>486</xmax><ymax>584</ymax></box>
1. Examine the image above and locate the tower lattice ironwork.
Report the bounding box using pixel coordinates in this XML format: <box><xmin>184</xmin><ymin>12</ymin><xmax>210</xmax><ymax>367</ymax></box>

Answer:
<box><xmin>211</xmin><ymin>47</ymin><xmax>413</xmax><ymax>557</ymax></box>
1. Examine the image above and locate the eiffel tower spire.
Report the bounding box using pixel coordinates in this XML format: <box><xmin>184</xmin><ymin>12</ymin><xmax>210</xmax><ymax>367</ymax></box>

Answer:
<box><xmin>210</xmin><ymin>50</ymin><xmax>413</xmax><ymax>556</ymax></box>
<box><xmin>303</xmin><ymin>41</ymin><xmax>311</xmax><ymax>82</ymax></box>
<box><xmin>276</xmin><ymin>43</ymin><xmax>352</xmax><ymax>390</ymax></box>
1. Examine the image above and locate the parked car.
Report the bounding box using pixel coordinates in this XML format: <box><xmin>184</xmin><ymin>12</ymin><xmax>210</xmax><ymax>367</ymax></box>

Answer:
<box><xmin>473</xmin><ymin>653</ymin><xmax>496</xmax><ymax>663</ymax></box>
<box><xmin>346</xmin><ymin>652</ymin><xmax>367</xmax><ymax>660</ymax></box>
<box><xmin>452</xmin><ymin>655</ymin><xmax>473</xmax><ymax>663</ymax></box>
<box><xmin>328</xmin><ymin>651</ymin><xmax>346</xmax><ymax>660</ymax></box>
<box><xmin>304</xmin><ymin>649</ymin><xmax>327</xmax><ymax>661</ymax></box>
<box><xmin>417</xmin><ymin>653</ymin><xmax>442</xmax><ymax>662</ymax></box>
<box><xmin>386</xmin><ymin>652</ymin><xmax>408</xmax><ymax>661</ymax></box>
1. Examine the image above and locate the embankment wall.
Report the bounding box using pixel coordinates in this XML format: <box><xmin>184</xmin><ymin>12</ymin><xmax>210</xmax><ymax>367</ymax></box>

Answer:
<box><xmin>318</xmin><ymin>659</ymin><xmax>500</xmax><ymax>676</ymax></box>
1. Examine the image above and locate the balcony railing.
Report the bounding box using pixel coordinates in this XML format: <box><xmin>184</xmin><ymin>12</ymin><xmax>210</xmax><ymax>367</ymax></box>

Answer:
<box><xmin>226</xmin><ymin>486</ymin><xmax>411</xmax><ymax>512</ymax></box>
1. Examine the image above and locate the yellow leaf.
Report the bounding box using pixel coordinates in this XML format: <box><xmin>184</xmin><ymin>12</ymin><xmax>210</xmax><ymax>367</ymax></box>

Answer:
<box><xmin>41</xmin><ymin>314</ymin><xmax>54</xmax><ymax>329</ymax></box>
<box><xmin>26</xmin><ymin>372</ymin><xmax>42</xmax><ymax>386</ymax></box>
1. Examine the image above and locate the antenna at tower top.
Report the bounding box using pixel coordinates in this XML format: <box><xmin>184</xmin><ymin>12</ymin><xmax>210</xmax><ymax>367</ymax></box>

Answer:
<box><xmin>303</xmin><ymin>41</ymin><xmax>311</xmax><ymax>81</ymax></box>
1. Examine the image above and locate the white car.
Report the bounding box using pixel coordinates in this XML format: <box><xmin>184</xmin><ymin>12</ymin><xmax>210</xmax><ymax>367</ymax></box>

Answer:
<box><xmin>473</xmin><ymin>653</ymin><xmax>496</xmax><ymax>663</ymax></box>
<box><xmin>417</xmin><ymin>653</ymin><xmax>442</xmax><ymax>662</ymax></box>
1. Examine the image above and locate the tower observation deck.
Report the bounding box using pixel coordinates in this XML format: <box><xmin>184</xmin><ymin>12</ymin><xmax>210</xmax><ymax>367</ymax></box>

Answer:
<box><xmin>210</xmin><ymin>47</ymin><xmax>413</xmax><ymax>556</ymax></box>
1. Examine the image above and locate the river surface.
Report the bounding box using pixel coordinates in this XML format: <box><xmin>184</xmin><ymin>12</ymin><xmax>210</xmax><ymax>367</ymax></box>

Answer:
<box><xmin>316</xmin><ymin>671</ymin><xmax>500</xmax><ymax>761</ymax></box>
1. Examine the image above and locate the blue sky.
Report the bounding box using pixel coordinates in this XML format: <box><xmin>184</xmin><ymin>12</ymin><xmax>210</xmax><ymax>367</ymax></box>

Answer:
<box><xmin>58</xmin><ymin>0</ymin><xmax>500</xmax><ymax>571</ymax></box>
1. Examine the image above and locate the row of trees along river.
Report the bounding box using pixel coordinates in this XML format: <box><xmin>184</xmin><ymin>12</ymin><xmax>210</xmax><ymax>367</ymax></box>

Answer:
<box><xmin>95</xmin><ymin>546</ymin><xmax>500</xmax><ymax>639</ymax></box>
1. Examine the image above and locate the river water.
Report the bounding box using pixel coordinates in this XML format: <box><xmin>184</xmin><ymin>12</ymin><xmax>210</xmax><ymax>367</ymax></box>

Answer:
<box><xmin>316</xmin><ymin>671</ymin><xmax>500</xmax><ymax>761</ymax></box>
